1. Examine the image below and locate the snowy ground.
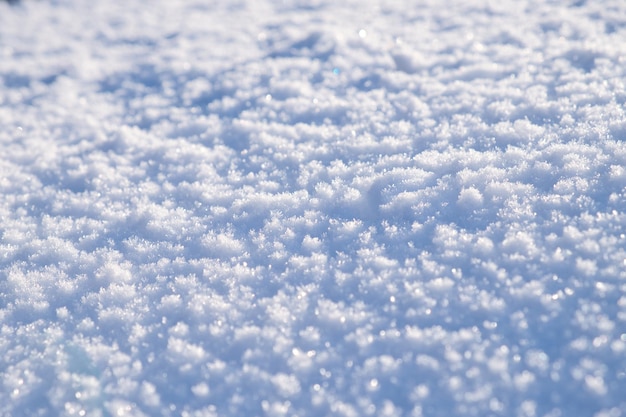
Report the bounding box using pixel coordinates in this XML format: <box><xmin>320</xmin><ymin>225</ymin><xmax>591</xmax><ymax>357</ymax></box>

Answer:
<box><xmin>1</xmin><ymin>0</ymin><xmax>626</xmax><ymax>416</ymax></box>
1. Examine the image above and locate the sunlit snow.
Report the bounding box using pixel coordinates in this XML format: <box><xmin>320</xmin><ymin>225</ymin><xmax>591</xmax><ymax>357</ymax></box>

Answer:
<box><xmin>1</xmin><ymin>0</ymin><xmax>626</xmax><ymax>416</ymax></box>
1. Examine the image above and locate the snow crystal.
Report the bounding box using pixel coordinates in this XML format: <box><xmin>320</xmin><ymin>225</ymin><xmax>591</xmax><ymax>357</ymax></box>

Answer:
<box><xmin>2</xmin><ymin>0</ymin><xmax>626</xmax><ymax>416</ymax></box>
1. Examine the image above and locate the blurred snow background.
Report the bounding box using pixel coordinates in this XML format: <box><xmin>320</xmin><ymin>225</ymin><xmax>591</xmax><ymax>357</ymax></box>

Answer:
<box><xmin>1</xmin><ymin>0</ymin><xmax>626</xmax><ymax>416</ymax></box>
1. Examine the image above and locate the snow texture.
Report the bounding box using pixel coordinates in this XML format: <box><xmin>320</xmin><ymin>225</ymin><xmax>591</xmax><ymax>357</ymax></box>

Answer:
<box><xmin>1</xmin><ymin>0</ymin><xmax>626</xmax><ymax>416</ymax></box>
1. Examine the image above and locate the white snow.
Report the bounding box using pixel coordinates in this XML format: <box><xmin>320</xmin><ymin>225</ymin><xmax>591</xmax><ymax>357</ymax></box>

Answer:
<box><xmin>1</xmin><ymin>0</ymin><xmax>626</xmax><ymax>416</ymax></box>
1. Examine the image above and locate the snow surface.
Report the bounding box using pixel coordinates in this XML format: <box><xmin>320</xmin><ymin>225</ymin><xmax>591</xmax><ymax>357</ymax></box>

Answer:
<box><xmin>1</xmin><ymin>0</ymin><xmax>626</xmax><ymax>416</ymax></box>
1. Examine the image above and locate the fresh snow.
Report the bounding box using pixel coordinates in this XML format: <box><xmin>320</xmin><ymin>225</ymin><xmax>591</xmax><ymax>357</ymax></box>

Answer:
<box><xmin>1</xmin><ymin>0</ymin><xmax>626</xmax><ymax>416</ymax></box>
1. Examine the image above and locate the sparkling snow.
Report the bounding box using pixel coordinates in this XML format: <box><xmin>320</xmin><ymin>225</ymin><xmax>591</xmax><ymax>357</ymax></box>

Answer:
<box><xmin>1</xmin><ymin>0</ymin><xmax>626</xmax><ymax>416</ymax></box>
